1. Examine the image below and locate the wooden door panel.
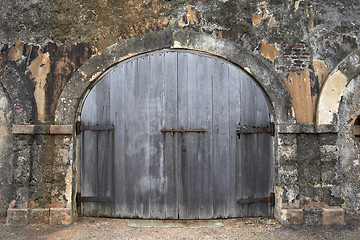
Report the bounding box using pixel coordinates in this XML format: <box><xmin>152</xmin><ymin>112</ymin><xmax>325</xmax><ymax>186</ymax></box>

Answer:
<box><xmin>110</xmin><ymin>65</ymin><xmax>126</xmax><ymax>217</ymax></box>
<box><xmin>81</xmin><ymin>74</ymin><xmax>114</xmax><ymax>216</ymax></box>
<box><xmin>161</xmin><ymin>51</ymin><xmax>179</xmax><ymax>219</ymax></box>
<box><xmin>80</xmin><ymin>50</ymin><xmax>273</xmax><ymax>219</ymax></box>
<box><xmin>228</xmin><ymin>64</ymin><xmax>242</xmax><ymax>217</ymax></box>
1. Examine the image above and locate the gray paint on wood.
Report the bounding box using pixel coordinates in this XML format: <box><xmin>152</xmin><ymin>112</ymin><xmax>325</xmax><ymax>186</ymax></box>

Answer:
<box><xmin>80</xmin><ymin>50</ymin><xmax>273</xmax><ymax>219</ymax></box>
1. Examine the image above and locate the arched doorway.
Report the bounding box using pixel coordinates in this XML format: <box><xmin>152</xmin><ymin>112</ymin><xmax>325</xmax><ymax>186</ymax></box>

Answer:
<box><xmin>79</xmin><ymin>49</ymin><xmax>273</xmax><ymax>219</ymax></box>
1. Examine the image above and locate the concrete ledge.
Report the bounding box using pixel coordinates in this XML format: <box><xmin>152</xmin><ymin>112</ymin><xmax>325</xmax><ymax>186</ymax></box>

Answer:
<box><xmin>322</xmin><ymin>208</ymin><xmax>345</xmax><ymax>225</ymax></box>
<box><xmin>280</xmin><ymin>209</ymin><xmax>303</xmax><ymax>225</ymax></box>
<box><xmin>7</xmin><ymin>208</ymin><xmax>72</xmax><ymax>225</ymax></box>
<box><xmin>12</xmin><ymin>125</ymin><xmax>73</xmax><ymax>135</ymax></box>
<box><xmin>304</xmin><ymin>208</ymin><xmax>322</xmax><ymax>225</ymax></box>
<box><xmin>28</xmin><ymin>209</ymin><xmax>50</xmax><ymax>225</ymax></box>
<box><xmin>50</xmin><ymin>208</ymin><xmax>72</xmax><ymax>225</ymax></box>
<box><xmin>6</xmin><ymin>209</ymin><xmax>29</xmax><ymax>226</ymax></box>
<box><xmin>278</xmin><ymin>124</ymin><xmax>338</xmax><ymax>134</ymax></box>
<box><xmin>12</xmin><ymin>125</ymin><xmax>35</xmax><ymax>134</ymax></box>
<box><xmin>49</xmin><ymin>125</ymin><xmax>73</xmax><ymax>135</ymax></box>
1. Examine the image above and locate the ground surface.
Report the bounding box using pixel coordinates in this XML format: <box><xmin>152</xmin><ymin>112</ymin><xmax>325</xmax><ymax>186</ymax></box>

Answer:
<box><xmin>1</xmin><ymin>217</ymin><xmax>360</xmax><ymax>240</ymax></box>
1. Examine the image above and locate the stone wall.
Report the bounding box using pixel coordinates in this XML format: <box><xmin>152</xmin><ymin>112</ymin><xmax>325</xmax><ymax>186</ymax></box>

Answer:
<box><xmin>338</xmin><ymin>76</ymin><xmax>360</xmax><ymax>216</ymax></box>
<box><xmin>0</xmin><ymin>0</ymin><xmax>359</xmax><ymax>225</ymax></box>
<box><xmin>0</xmin><ymin>83</ymin><xmax>13</xmax><ymax>217</ymax></box>
<box><xmin>276</xmin><ymin>130</ymin><xmax>343</xmax><ymax>225</ymax></box>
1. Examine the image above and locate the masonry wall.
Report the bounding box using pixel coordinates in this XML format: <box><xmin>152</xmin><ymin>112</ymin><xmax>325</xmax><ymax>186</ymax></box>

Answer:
<box><xmin>0</xmin><ymin>0</ymin><xmax>359</xmax><ymax>225</ymax></box>
<box><xmin>0</xmin><ymin>84</ymin><xmax>13</xmax><ymax>217</ymax></box>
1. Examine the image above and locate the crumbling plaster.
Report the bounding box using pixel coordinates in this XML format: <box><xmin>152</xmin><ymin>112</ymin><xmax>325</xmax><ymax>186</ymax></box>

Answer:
<box><xmin>337</xmin><ymin>75</ymin><xmax>360</xmax><ymax>216</ymax></box>
<box><xmin>317</xmin><ymin>49</ymin><xmax>360</xmax><ymax>125</ymax></box>
<box><xmin>0</xmin><ymin>83</ymin><xmax>14</xmax><ymax>217</ymax></box>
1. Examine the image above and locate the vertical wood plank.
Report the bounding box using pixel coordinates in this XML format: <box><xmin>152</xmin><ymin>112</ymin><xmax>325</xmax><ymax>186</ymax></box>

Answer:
<box><xmin>111</xmin><ymin>64</ymin><xmax>126</xmax><ymax>217</ymax></box>
<box><xmin>148</xmin><ymin>51</ymin><xmax>165</xmax><ymax>219</ymax></box>
<box><xmin>239</xmin><ymin>73</ymin><xmax>257</xmax><ymax>216</ymax></box>
<box><xmin>196</xmin><ymin>54</ymin><xmax>213</xmax><ymax>219</ymax></box>
<box><xmin>95</xmin><ymin>74</ymin><xmax>113</xmax><ymax>216</ymax></box>
<box><xmin>81</xmin><ymin>85</ymin><xmax>99</xmax><ymax>215</ymax></box>
<box><xmin>185</xmin><ymin>52</ymin><xmax>199</xmax><ymax>219</ymax></box>
<box><xmin>212</xmin><ymin>60</ymin><xmax>230</xmax><ymax>218</ymax></box>
<box><xmin>228</xmin><ymin>64</ymin><xmax>242</xmax><ymax>218</ymax></box>
<box><xmin>177</xmin><ymin>51</ymin><xmax>189</xmax><ymax>219</ymax></box>
<box><xmin>162</xmin><ymin>51</ymin><xmax>178</xmax><ymax>219</ymax></box>
<box><xmin>134</xmin><ymin>55</ymin><xmax>151</xmax><ymax>218</ymax></box>
<box><xmin>123</xmin><ymin>59</ymin><xmax>137</xmax><ymax>217</ymax></box>
<box><xmin>254</xmin><ymin>83</ymin><xmax>272</xmax><ymax>216</ymax></box>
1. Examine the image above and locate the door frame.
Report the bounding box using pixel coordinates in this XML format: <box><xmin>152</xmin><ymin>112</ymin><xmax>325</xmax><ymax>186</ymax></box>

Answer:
<box><xmin>77</xmin><ymin>49</ymin><xmax>274</xmax><ymax>218</ymax></box>
<box><xmin>54</xmin><ymin>30</ymin><xmax>293</xmax><ymax>222</ymax></box>
<box><xmin>76</xmin><ymin>49</ymin><xmax>276</xmax><ymax>218</ymax></box>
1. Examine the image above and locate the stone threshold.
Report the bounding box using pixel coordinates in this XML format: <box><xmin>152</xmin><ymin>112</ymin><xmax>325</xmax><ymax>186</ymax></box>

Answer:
<box><xmin>127</xmin><ymin>219</ymin><xmax>224</xmax><ymax>228</ymax></box>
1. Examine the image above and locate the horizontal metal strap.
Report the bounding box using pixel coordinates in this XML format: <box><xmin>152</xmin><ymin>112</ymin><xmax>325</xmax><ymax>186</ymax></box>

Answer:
<box><xmin>80</xmin><ymin>196</ymin><xmax>114</xmax><ymax>202</ymax></box>
<box><xmin>82</xmin><ymin>125</ymin><xmax>114</xmax><ymax>131</ymax></box>
<box><xmin>236</xmin><ymin>127</ymin><xmax>270</xmax><ymax>134</ymax></box>
<box><xmin>237</xmin><ymin>194</ymin><xmax>274</xmax><ymax>205</ymax></box>
<box><xmin>161</xmin><ymin>129</ymin><xmax>206</xmax><ymax>133</ymax></box>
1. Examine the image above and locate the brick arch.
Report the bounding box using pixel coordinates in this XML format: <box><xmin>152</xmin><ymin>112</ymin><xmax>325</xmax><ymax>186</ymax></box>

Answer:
<box><xmin>317</xmin><ymin>49</ymin><xmax>360</xmax><ymax>125</ymax></box>
<box><xmin>0</xmin><ymin>57</ymin><xmax>35</xmax><ymax>124</ymax></box>
<box><xmin>55</xmin><ymin>30</ymin><xmax>294</xmax><ymax>125</ymax></box>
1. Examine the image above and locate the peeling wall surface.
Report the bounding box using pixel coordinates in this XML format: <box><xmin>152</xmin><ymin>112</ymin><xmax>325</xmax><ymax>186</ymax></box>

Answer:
<box><xmin>0</xmin><ymin>0</ymin><xmax>360</xmax><ymax>225</ymax></box>
<box><xmin>0</xmin><ymin>84</ymin><xmax>13</xmax><ymax>217</ymax></box>
<box><xmin>337</xmin><ymin>76</ymin><xmax>360</xmax><ymax>215</ymax></box>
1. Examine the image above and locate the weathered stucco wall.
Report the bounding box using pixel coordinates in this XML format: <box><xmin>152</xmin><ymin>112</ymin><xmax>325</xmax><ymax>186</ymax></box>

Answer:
<box><xmin>0</xmin><ymin>83</ymin><xmax>13</xmax><ymax>217</ymax></box>
<box><xmin>337</xmin><ymin>76</ymin><xmax>360</xmax><ymax>215</ymax></box>
<box><xmin>0</xmin><ymin>0</ymin><xmax>359</xmax><ymax>225</ymax></box>
<box><xmin>1</xmin><ymin>0</ymin><xmax>359</xmax><ymax>124</ymax></box>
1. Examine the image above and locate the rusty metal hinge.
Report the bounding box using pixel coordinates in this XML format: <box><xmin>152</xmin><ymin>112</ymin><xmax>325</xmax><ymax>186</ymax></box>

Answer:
<box><xmin>76</xmin><ymin>121</ymin><xmax>82</xmax><ymax>135</ymax></box>
<box><xmin>270</xmin><ymin>122</ymin><xmax>275</xmax><ymax>136</ymax></box>
<box><xmin>236</xmin><ymin>122</ymin><xmax>275</xmax><ymax>138</ymax></box>
<box><xmin>76</xmin><ymin>192</ymin><xmax>81</xmax><ymax>209</ymax></box>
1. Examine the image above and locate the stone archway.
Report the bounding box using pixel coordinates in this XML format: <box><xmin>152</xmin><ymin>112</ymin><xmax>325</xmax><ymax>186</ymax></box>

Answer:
<box><xmin>55</xmin><ymin>30</ymin><xmax>293</xmax><ymax>125</ymax></box>
<box><xmin>54</xmin><ymin>30</ymin><xmax>295</xmax><ymax>223</ymax></box>
<box><xmin>315</xmin><ymin>49</ymin><xmax>360</xmax><ymax>220</ymax></box>
<box><xmin>317</xmin><ymin>49</ymin><xmax>360</xmax><ymax>125</ymax></box>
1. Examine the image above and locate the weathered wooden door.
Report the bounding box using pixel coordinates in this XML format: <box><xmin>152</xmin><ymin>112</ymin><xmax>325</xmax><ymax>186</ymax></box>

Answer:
<box><xmin>80</xmin><ymin>50</ymin><xmax>273</xmax><ymax>219</ymax></box>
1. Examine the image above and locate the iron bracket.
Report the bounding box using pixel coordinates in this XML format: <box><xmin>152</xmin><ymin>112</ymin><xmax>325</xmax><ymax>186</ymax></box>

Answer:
<box><xmin>76</xmin><ymin>121</ymin><xmax>82</xmax><ymax>135</ymax></box>
<box><xmin>79</xmin><ymin>196</ymin><xmax>114</xmax><ymax>202</ymax></box>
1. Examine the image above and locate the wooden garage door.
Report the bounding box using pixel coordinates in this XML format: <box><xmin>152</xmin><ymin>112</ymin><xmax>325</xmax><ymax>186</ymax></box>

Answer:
<box><xmin>80</xmin><ymin>50</ymin><xmax>273</xmax><ymax>219</ymax></box>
